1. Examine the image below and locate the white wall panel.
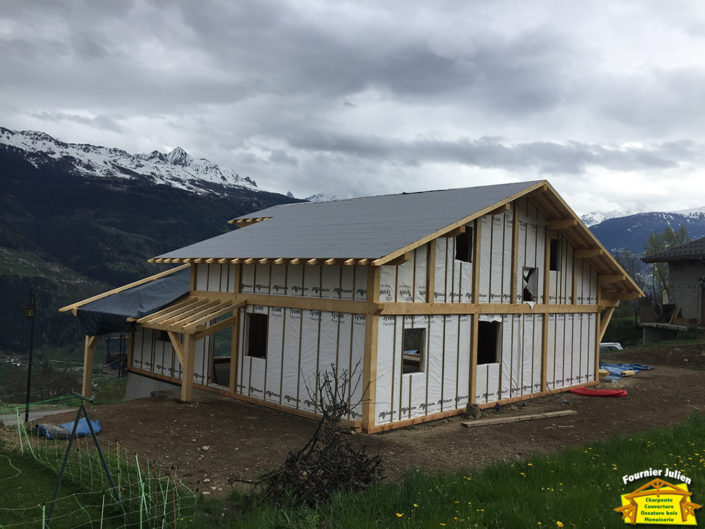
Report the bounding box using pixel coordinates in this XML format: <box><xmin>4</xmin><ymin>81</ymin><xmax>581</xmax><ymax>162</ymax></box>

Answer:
<box><xmin>321</xmin><ymin>265</ymin><xmax>340</xmax><ymax>299</ymax></box>
<box><xmin>375</xmin><ymin>315</ymin><xmax>396</xmax><ymax>424</ymax></box>
<box><xmin>196</xmin><ymin>264</ymin><xmax>209</xmax><ymax>291</ymax></box>
<box><xmin>281</xmin><ymin>308</ymin><xmax>301</xmax><ymax>408</ymax></box>
<box><xmin>425</xmin><ymin>315</ymin><xmax>443</xmax><ymax>416</ymax></box>
<box><xmin>340</xmin><ymin>266</ymin><xmax>354</xmax><ymax>300</ymax></box>
<box><xmin>286</xmin><ymin>264</ymin><xmax>304</xmax><ymax>296</ymax></box>
<box><xmin>379</xmin><ymin>266</ymin><xmax>396</xmax><ymax>302</ymax></box>
<box><xmin>414</xmin><ymin>245</ymin><xmax>428</xmax><ymax>302</ymax></box>
<box><xmin>349</xmin><ymin>314</ymin><xmax>366</xmax><ymax>420</ymax></box>
<box><xmin>240</xmin><ymin>264</ymin><xmax>254</xmax><ymax>293</ymax></box>
<box><xmin>457</xmin><ymin>314</ymin><xmax>471</xmax><ymax>408</ymax></box>
<box><xmin>303</xmin><ymin>266</ymin><xmax>320</xmax><ymax>298</ymax></box>
<box><xmin>478</xmin><ymin>217</ymin><xmax>491</xmax><ymax>302</ymax></box>
<box><xmin>354</xmin><ymin>266</ymin><xmax>368</xmax><ymax>301</ymax></box>
<box><xmin>265</xmin><ymin>306</ymin><xmax>284</xmax><ymax>403</ymax></box>
<box><xmin>270</xmin><ymin>265</ymin><xmax>287</xmax><ymax>296</ymax></box>
<box><xmin>434</xmin><ymin>238</ymin><xmax>447</xmax><ymax>303</ymax></box>
<box><xmin>397</xmin><ymin>259</ymin><xmax>414</xmax><ymax>302</ymax></box>
<box><xmin>299</xmin><ymin>310</ymin><xmax>320</xmax><ymax>411</ymax></box>
<box><xmin>442</xmin><ymin>315</ymin><xmax>458</xmax><ymax>411</ymax></box>
<box><xmin>254</xmin><ymin>264</ymin><xmax>271</xmax><ymax>295</ymax></box>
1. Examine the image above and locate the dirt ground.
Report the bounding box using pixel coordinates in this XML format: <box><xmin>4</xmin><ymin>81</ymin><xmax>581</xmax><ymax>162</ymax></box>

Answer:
<box><xmin>39</xmin><ymin>342</ymin><xmax>705</xmax><ymax>497</ymax></box>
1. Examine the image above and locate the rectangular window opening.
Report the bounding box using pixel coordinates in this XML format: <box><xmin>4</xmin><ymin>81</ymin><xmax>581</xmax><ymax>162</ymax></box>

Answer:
<box><xmin>402</xmin><ymin>328</ymin><xmax>425</xmax><ymax>374</ymax></box>
<box><xmin>455</xmin><ymin>227</ymin><xmax>474</xmax><ymax>263</ymax></box>
<box><xmin>550</xmin><ymin>238</ymin><xmax>561</xmax><ymax>271</ymax></box>
<box><xmin>246</xmin><ymin>313</ymin><xmax>268</xmax><ymax>359</ymax></box>
<box><xmin>477</xmin><ymin>321</ymin><xmax>500</xmax><ymax>365</ymax></box>
<box><xmin>522</xmin><ymin>267</ymin><xmax>539</xmax><ymax>302</ymax></box>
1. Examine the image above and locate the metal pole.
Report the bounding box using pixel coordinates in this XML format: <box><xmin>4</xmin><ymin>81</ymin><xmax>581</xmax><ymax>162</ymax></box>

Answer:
<box><xmin>24</xmin><ymin>291</ymin><xmax>36</xmax><ymax>423</ymax></box>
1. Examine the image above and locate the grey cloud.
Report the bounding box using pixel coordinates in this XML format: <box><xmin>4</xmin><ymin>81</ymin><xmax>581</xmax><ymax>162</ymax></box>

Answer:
<box><xmin>268</xmin><ymin>149</ymin><xmax>298</xmax><ymax>167</ymax></box>
<box><xmin>31</xmin><ymin>111</ymin><xmax>124</xmax><ymax>133</ymax></box>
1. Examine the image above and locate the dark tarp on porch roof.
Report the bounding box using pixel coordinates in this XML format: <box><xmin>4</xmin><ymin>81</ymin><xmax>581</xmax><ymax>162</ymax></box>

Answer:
<box><xmin>76</xmin><ymin>269</ymin><xmax>190</xmax><ymax>336</ymax></box>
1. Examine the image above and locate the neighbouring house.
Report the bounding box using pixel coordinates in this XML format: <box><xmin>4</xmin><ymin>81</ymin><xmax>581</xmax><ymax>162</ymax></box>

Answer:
<box><xmin>61</xmin><ymin>180</ymin><xmax>642</xmax><ymax>433</ymax></box>
<box><xmin>641</xmin><ymin>236</ymin><xmax>705</xmax><ymax>336</ymax></box>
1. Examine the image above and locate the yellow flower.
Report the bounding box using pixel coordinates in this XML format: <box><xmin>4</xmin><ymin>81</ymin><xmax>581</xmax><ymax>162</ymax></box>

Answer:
<box><xmin>396</xmin><ymin>513</ymin><xmax>404</xmax><ymax>518</ymax></box>
<box><xmin>413</xmin><ymin>503</ymin><xmax>418</xmax><ymax>508</ymax></box>
<box><xmin>556</xmin><ymin>522</ymin><xmax>564</xmax><ymax>528</ymax></box>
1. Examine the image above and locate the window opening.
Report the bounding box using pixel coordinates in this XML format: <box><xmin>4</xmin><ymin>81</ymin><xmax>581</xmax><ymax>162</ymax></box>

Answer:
<box><xmin>522</xmin><ymin>267</ymin><xmax>539</xmax><ymax>302</ymax></box>
<box><xmin>246</xmin><ymin>313</ymin><xmax>268</xmax><ymax>358</ymax></box>
<box><xmin>402</xmin><ymin>328</ymin><xmax>425</xmax><ymax>374</ymax></box>
<box><xmin>477</xmin><ymin>321</ymin><xmax>500</xmax><ymax>364</ymax></box>
<box><xmin>455</xmin><ymin>227</ymin><xmax>474</xmax><ymax>263</ymax></box>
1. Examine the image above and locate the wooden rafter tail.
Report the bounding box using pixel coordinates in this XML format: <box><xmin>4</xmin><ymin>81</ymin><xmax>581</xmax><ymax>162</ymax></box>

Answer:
<box><xmin>205</xmin><ymin>258</ymin><xmax>216</xmax><ymax>264</ymax></box>
<box><xmin>357</xmin><ymin>258</ymin><xmax>370</xmax><ymax>266</ymax></box>
<box><xmin>343</xmin><ymin>258</ymin><xmax>356</xmax><ymax>266</ymax></box>
<box><xmin>306</xmin><ymin>258</ymin><xmax>320</xmax><ymax>265</ymax></box>
<box><xmin>259</xmin><ymin>258</ymin><xmax>271</xmax><ymax>264</ymax></box>
<box><xmin>137</xmin><ymin>297</ymin><xmax>203</xmax><ymax>325</ymax></box>
<box><xmin>289</xmin><ymin>258</ymin><xmax>302</xmax><ymax>265</ymax></box>
<box><xmin>182</xmin><ymin>303</ymin><xmax>235</xmax><ymax>331</ymax></box>
<box><xmin>575</xmin><ymin>248</ymin><xmax>603</xmax><ymax>259</ymax></box>
<box><xmin>547</xmin><ymin>218</ymin><xmax>577</xmax><ymax>230</ymax></box>
<box><xmin>59</xmin><ymin>264</ymin><xmax>190</xmax><ymax>313</ymax></box>
<box><xmin>230</xmin><ymin>258</ymin><xmax>241</xmax><ymax>264</ymax></box>
<box><xmin>324</xmin><ymin>258</ymin><xmax>339</xmax><ymax>265</ymax></box>
<box><xmin>273</xmin><ymin>258</ymin><xmax>286</xmax><ymax>264</ymax></box>
<box><xmin>217</xmin><ymin>258</ymin><xmax>228</xmax><ymax>264</ymax></box>
<box><xmin>147</xmin><ymin>258</ymin><xmax>156</xmax><ymax>263</ymax></box>
<box><xmin>243</xmin><ymin>258</ymin><xmax>256</xmax><ymax>264</ymax></box>
<box><xmin>158</xmin><ymin>299</ymin><xmax>221</xmax><ymax>327</ymax></box>
<box><xmin>442</xmin><ymin>225</ymin><xmax>466</xmax><ymax>237</ymax></box>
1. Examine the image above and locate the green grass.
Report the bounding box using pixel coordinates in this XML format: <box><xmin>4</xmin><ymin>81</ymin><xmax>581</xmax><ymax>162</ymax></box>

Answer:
<box><xmin>190</xmin><ymin>414</ymin><xmax>705</xmax><ymax>528</ymax></box>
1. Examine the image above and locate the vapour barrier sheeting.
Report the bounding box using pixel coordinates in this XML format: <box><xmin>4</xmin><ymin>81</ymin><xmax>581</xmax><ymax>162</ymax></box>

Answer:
<box><xmin>303</xmin><ymin>266</ymin><xmax>320</xmax><ymax>298</ymax></box>
<box><xmin>207</xmin><ymin>264</ymin><xmax>220</xmax><ymax>292</ymax></box>
<box><xmin>536</xmin><ymin>226</ymin><xmax>546</xmax><ymax>303</ymax></box>
<box><xmin>500</xmin><ymin>315</ymin><xmax>512</xmax><ymax>400</ymax></box>
<box><xmin>479</xmin><ymin>314</ymin><xmax>502</xmax><ymax>323</ymax></box>
<box><xmin>379</xmin><ymin>266</ymin><xmax>395</xmax><ymax>302</ymax></box>
<box><xmin>321</xmin><ymin>265</ymin><xmax>340</xmax><ymax>299</ymax></box>
<box><xmin>318</xmin><ymin>311</ymin><xmax>339</xmax><ymax>383</ymax></box>
<box><xmin>375</xmin><ymin>315</ymin><xmax>396</xmax><ymax>424</ymax></box>
<box><xmin>281</xmin><ymin>308</ymin><xmax>301</xmax><ymax>408</ymax></box>
<box><xmin>445</xmin><ymin>237</ymin><xmax>454</xmax><ymax>303</ymax></box>
<box><xmin>546</xmin><ymin>314</ymin><xmax>556</xmax><ymax>390</ymax></box>
<box><xmin>226</xmin><ymin>265</ymin><xmax>236</xmax><ymax>293</ymax></box>
<box><xmin>522</xmin><ymin>315</ymin><xmax>534</xmax><ymax>394</ymax></box>
<box><xmin>240</xmin><ymin>265</ymin><xmax>254</xmax><ymax>293</ymax></box>
<box><xmin>479</xmin><ymin>217</ymin><xmax>491</xmax><ymax>303</ymax></box>
<box><xmin>399</xmin><ymin>371</ymin><xmax>411</xmax><ymax>420</ymax></box>
<box><xmin>265</xmin><ymin>307</ymin><xmax>284</xmax><ymax>402</ymax></box>
<box><xmin>299</xmin><ymin>310</ymin><xmax>319</xmax><ymax>411</ymax></box>
<box><xmin>459</xmin><ymin>259</ymin><xmax>473</xmax><ymax>303</ymax></box>
<box><xmin>196</xmin><ymin>264</ymin><xmax>208</xmax><ymax>291</ymax></box>
<box><xmin>588</xmin><ymin>314</ymin><xmax>596</xmax><ymax>379</ymax></box>
<box><xmin>337</xmin><ymin>313</ymin><xmax>353</xmax><ymax>400</ymax></box>
<box><xmin>571</xmin><ymin>314</ymin><xmax>581</xmax><ymax>385</ymax></box>
<box><xmin>354</xmin><ymin>266</ymin><xmax>368</xmax><ymax>301</ymax></box>
<box><xmin>532</xmin><ymin>315</ymin><xmax>542</xmax><ymax>393</ymax></box>
<box><xmin>502</xmin><ymin>217</ymin><xmax>513</xmax><ymax>303</ymax></box>
<box><xmin>248</xmin><ymin>356</ymin><xmax>266</xmax><ymax>398</ymax></box>
<box><xmin>476</xmin><ymin>363</ymin><xmax>488</xmax><ymax>403</ymax></box>
<box><xmin>340</xmin><ymin>266</ymin><xmax>354</xmax><ymax>300</ymax></box>
<box><xmin>270</xmin><ymin>265</ymin><xmax>286</xmax><ymax>296</ymax></box>
<box><xmin>511</xmin><ymin>315</ymin><xmax>522</xmax><ymax>396</ymax></box>
<box><xmin>287</xmin><ymin>265</ymin><xmax>304</xmax><ymax>296</ymax></box>
<box><xmin>397</xmin><ymin>259</ymin><xmax>414</xmax><ymax>303</ymax></box>
<box><xmin>434</xmin><ymin>238</ymin><xmax>447</xmax><ymax>302</ymax></box>
<box><xmin>490</xmin><ymin>216</ymin><xmax>504</xmax><ymax>303</ymax></box>
<box><xmin>254</xmin><ymin>264</ymin><xmax>271</xmax><ymax>295</ymax></box>
<box><xmin>391</xmin><ymin>317</ymin><xmax>403</xmax><ymax>421</ymax></box>
<box><xmin>349</xmin><ymin>314</ymin><xmax>366</xmax><ymax>420</ymax></box>
<box><xmin>236</xmin><ymin>314</ymin><xmax>246</xmax><ymax>394</ymax></box>
<box><xmin>76</xmin><ymin>268</ymin><xmax>190</xmax><ymax>336</ymax></box>
<box><xmin>457</xmin><ymin>314</ymin><xmax>471</xmax><ymax>408</ymax></box>
<box><xmin>414</xmin><ymin>245</ymin><xmax>428</xmax><ymax>302</ymax></box>
<box><xmin>426</xmin><ymin>315</ymin><xmax>443</xmax><ymax>416</ymax></box>
<box><xmin>554</xmin><ymin>314</ymin><xmax>566</xmax><ymax>388</ymax></box>
<box><xmin>442</xmin><ymin>315</ymin><xmax>458</xmax><ymax>411</ymax></box>
<box><xmin>486</xmin><ymin>362</ymin><xmax>500</xmax><ymax>402</ymax></box>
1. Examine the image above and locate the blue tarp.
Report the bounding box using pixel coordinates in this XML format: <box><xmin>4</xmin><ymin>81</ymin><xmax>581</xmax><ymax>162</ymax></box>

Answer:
<box><xmin>599</xmin><ymin>362</ymin><xmax>652</xmax><ymax>382</ymax></box>
<box><xmin>76</xmin><ymin>268</ymin><xmax>190</xmax><ymax>336</ymax></box>
<box><xmin>35</xmin><ymin>418</ymin><xmax>101</xmax><ymax>439</ymax></box>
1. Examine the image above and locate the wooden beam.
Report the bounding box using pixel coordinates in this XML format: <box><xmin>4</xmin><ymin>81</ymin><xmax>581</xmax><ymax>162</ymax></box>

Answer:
<box><xmin>571</xmin><ymin>249</ymin><xmax>578</xmax><ymax>304</ymax></box>
<box><xmin>59</xmin><ymin>264</ymin><xmax>190</xmax><ymax>313</ymax></box>
<box><xmin>229</xmin><ymin>306</ymin><xmax>240</xmax><ymax>393</ymax></box>
<box><xmin>377</xmin><ymin>302</ymin><xmax>601</xmax><ymax>315</ymax></box>
<box><xmin>181</xmin><ymin>335</ymin><xmax>196</xmax><ymax>402</ymax></box>
<box><xmin>469</xmin><ymin>315</ymin><xmax>479</xmax><ymax>404</ymax></box>
<box><xmin>510</xmin><ymin>201</ymin><xmax>519</xmax><ymax>303</ymax></box>
<box><xmin>194</xmin><ymin>314</ymin><xmax>238</xmax><ymax>340</ymax></box>
<box><xmin>487</xmin><ymin>203</ymin><xmax>511</xmax><ymax>216</ymax></box>
<box><xmin>362</xmin><ymin>266</ymin><xmax>381</xmax><ymax>431</ymax></box>
<box><xmin>441</xmin><ymin>226</ymin><xmax>466</xmax><ymax>237</ymax></box>
<box><xmin>599</xmin><ymin>306</ymin><xmax>616</xmax><ymax>342</ymax></box>
<box><xmin>82</xmin><ymin>335</ymin><xmax>97</xmax><ymax>397</ymax></box>
<box><xmin>427</xmin><ymin>239</ymin><xmax>436</xmax><ymax>303</ymax></box>
<box><xmin>548</xmin><ymin>219</ymin><xmax>577</xmax><ymax>230</ymax></box>
<box><xmin>238</xmin><ymin>293</ymin><xmax>373</xmax><ymax>315</ymax></box>
<box><xmin>594</xmin><ymin>311</ymin><xmax>601</xmax><ymax>382</ymax></box>
<box><xmin>462</xmin><ymin>410</ymin><xmax>577</xmax><ymax>428</ymax></box>
<box><xmin>575</xmin><ymin>248</ymin><xmax>604</xmax><ymax>259</ymax></box>
<box><xmin>167</xmin><ymin>331</ymin><xmax>184</xmax><ymax>365</ymax></box>
<box><xmin>598</xmin><ymin>274</ymin><xmax>625</xmax><ymax>285</ymax></box>
<box><xmin>543</xmin><ymin>225</ymin><xmax>551</xmax><ymax>304</ymax></box>
<box><xmin>387</xmin><ymin>252</ymin><xmax>411</xmax><ymax>266</ymax></box>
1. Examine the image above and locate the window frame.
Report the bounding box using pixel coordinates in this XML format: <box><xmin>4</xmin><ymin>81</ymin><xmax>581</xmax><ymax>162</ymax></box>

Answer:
<box><xmin>245</xmin><ymin>312</ymin><xmax>268</xmax><ymax>359</ymax></box>
<box><xmin>401</xmin><ymin>327</ymin><xmax>425</xmax><ymax>374</ymax></box>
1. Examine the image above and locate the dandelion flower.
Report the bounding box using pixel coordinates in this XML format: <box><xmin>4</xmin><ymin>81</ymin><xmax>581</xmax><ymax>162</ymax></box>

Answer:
<box><xmin>396</xmin><ymin>513</ymin><xmax>404</xmax><ymax>518</ymax></box>
<box><xmin>556</xmin><ymin>522</ymin><xmax>564</xmax><ymax>528</ymax></box>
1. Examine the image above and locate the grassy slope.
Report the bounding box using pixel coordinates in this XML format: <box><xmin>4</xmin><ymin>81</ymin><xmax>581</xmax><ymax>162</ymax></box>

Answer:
<box><xmin>192</xmin><ymin>414</ymin><xmax>705</xmax><ymax>528</ymax></box>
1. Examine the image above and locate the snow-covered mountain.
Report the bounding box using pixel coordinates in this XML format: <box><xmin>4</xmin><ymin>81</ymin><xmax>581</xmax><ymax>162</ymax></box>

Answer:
<box><xmin>0</xmin><ymin>126</ymin><xmax>257</xmax><ymax>195</ymax></box>
<box><xmin>580</xmin><ymin>210</ymin><xmax>629</xmax><ymax>227</ymax></box>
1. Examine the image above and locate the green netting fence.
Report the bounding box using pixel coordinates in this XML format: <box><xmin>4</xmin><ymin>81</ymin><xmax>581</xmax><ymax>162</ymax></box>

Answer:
<box><xmin>0</xmin><ymin>396</ymin><xmax>197</xmax><ymax>528</ymax></box>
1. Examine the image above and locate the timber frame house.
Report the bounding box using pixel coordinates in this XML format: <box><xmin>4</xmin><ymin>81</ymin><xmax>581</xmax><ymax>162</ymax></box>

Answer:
<box><xmin>61</xmin><ymin>180</ymin><xmax>643</xmax><ymax>433</ymax></box>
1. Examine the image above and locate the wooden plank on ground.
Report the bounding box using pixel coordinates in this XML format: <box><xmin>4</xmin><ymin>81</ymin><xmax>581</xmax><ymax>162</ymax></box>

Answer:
<box><xmin>461</xmin><ymin>409</ymin><xmax>577</xmax><ymax>428</ymax></box>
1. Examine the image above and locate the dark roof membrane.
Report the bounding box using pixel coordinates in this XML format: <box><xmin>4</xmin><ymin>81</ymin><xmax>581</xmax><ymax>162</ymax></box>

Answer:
<box><xmin>642</xmin><ymin>236</ymin><xmax>705</xmax><ymax>263</ymax></box>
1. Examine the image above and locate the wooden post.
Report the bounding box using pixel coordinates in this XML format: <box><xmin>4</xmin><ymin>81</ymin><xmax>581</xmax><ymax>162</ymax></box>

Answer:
<box><xmin>510</xmin><ymin>201</ymin><xmax>519</xmax><ymax>303</ymax></box>
<box><xmin>82</xmin><ymin>335</ymin><xmax>97</xmax><ymax>397</ymax></box>
<box><xmin>229</xmin><ymin>263</ymin><xmax>242</xmax><ymax>393</ymax></box>
<box><xmin>181</xmin><ymin>334</ymin><xmax>196</xmax><ymax>402</ymax></box>
<box><xmin>126</xmin><ymin>331</ymin><xmax>135</xmax><ymax>370</ymax></box>
<box><xmin>541</xmin><ymin>226</ymin><xmax>551</xmax><ymax>391</ymax></box>
<box><xmin>595</xmin><ymin>311</ymin><xmax>601</xmax><ymax>381</ymax></box>
<box><xmin>362</xmin><ymin>266</ymin><xmax>381</xmax><ymax>432</ymax></box>
<box><xmin>469</xmin><ymin>315</ymin><xmax>479</xmax><ymax>404</ymax></box>
<box><xmin>541</xmin><ymin>314</ymin><xmax>549</xmax><ymax>392</ymax></box>
<box><xmin>426</xmin><ymin>240</ymin><xmax>436</xmax><ymax>303</ymax></box>
<box><xmin>571</xmin><ymin>250</ymin><xmax>578</xmax><ymax>304</ymax></box>
<box><xmin>599</xmin><ymin>306</ymin><xmax>616</xmax><ymax>342</ymax></box>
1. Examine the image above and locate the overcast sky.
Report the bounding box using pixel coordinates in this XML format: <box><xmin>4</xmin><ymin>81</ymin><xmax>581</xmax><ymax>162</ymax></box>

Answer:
<box><xmin>2</xmin><ymin>1</ymin><xmax>705</xmax><ymax>216</ymax></box>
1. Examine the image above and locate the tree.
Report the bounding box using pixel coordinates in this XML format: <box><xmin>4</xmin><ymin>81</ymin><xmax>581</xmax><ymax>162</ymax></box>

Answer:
<box><xmin>643</xmin><ymin>225</ymin><xmax>691</xmax><ymax>300</ymax></box>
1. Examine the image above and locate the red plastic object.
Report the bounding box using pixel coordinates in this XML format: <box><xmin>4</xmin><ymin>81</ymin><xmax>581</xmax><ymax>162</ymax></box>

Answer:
<box><xmin>569</xmin><ymin>388</ymin><xmax>627</xmax><ymax>397</ymax></box>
